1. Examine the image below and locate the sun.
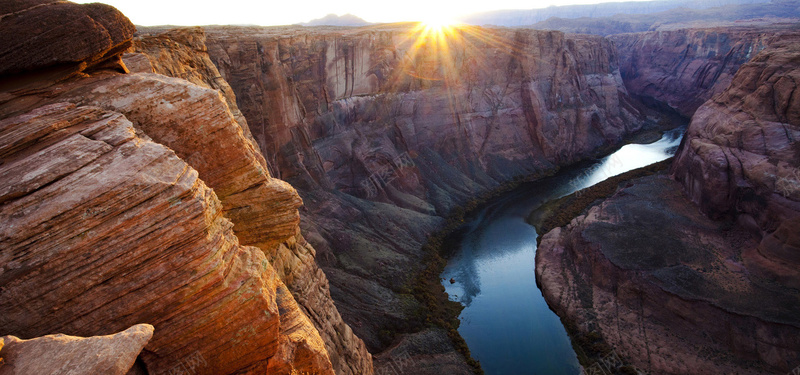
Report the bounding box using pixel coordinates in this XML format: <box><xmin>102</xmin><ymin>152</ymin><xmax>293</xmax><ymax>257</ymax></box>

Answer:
<box><xmin>419</xmin><ymin>15</ymin><xmax>459</xmax><ymax>31</ymax></box>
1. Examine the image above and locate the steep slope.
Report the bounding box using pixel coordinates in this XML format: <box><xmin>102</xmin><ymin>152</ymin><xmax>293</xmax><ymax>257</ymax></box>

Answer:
<box><xmin>127</xmin><ymin>27</ymin><xmax>373</xmax><ymax>375</ymax></box>
<box><xmin>0</xmin><ymin>102</ymin><xmax>333</xmax><ymax>375</ymax></box>
<box><xmin>123</xmin><ymin>27</ymin><xmax>256</xmax><ymax>146</ymax></box>
<box><xmin>672</xmin><ymin>32</ymin><xmax>800</xmax><ymax>287</ymax></box>
<box><xmin>610</xmin><ymin>24</ymin><xmax>799</xmax><ymax>116</ymax></box>
<box><xmin>0</xmin><ymin>2</ymin><xmax>370</xmax><ymax>374</ymax></box>
<box><xmin>189</xmin><ymin>23</ymin><xmax>663</xmax><ymax>368</ymax></box>
<box><xmin>536</xmin><ymin>32</ymin><xmax>800</xmax><ymax>374</ymax></box>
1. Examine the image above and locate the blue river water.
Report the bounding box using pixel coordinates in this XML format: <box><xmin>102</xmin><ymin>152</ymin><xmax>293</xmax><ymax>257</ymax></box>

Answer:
<box><xmin>441</xmin><ymin>127</ymin><xmax>685</xmax><ymax>375</ymax></box>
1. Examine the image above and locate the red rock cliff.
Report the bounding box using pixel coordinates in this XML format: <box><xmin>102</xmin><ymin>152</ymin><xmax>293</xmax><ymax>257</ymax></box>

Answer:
<box><xmin>0</xmin><ymin>2</ymin><xmax>370</xmax><ymax>374</ymax></box>
<box><xmin>194</xmin><ymin>24</ymin><xmax>657</xmax><ymax>370</ymax></box>
<box><xmin>672</xmin><ymin>32</ymin><xmax>800</xmax><ymax>288</ymax></box>
<box><xmin>126</xmin><ymin>27</ymin><xmax>373</xmax><ymax>375</ymax></box>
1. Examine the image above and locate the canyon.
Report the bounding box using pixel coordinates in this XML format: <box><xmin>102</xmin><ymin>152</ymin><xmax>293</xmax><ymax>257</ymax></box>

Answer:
<box><xmin>196</xmin><ymin>23</ymin><xmax>659</xmax><ymax>372</ymax></box>
<box><xmin>537</xmin><ymin>29</ymin><xmax>800</xmax><ymax>375</ymax></box>
<box><xmin>1</xmin><ymin>1</ymin><xmax>799</xmax><ymax>374</ymax></box>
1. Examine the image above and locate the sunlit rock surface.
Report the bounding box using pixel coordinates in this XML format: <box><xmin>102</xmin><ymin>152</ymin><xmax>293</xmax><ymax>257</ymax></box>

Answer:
<box><xmin>0</xmin><ymin>2</ymin><xmax>367</xmax><ymax>374</ymax></box>
<box><xmin>129</xmin><ymin>27</ymin><xmax>373</xmax><ymax>375</ymax></box>
<box><xmin>0</xmin><ymin>0</ymin><xmax>135</xmax><ymax>91</ymax></box>
<box><xmin>0</xmin><ymin>324</ymin><xmax>153</xmax><ymax>375</ymax></box>
<box><xmin>0</xmin><ymin>102</ymin><xmax>333</xmax><ymax>375</ymax></box>
<box><xmin>125</xmin><ymin>27</ymin><xmax>258</xmax><ymax>148</ymax></box>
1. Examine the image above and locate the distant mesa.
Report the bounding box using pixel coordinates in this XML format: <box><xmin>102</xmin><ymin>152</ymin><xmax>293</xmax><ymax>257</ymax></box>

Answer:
<box><xmin>302</xmin><ymin>13</ymin><xmax>372</xmax><ymax>27</ymax></box>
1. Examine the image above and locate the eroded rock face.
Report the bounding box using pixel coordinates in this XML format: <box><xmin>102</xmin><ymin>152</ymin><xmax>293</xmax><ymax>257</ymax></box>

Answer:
<box><xmin>536</xmin><ymin>174</ymin><xmax>800</xmax><ymax>374</ymax></box>
<box><xmin>0</xmin><ymin>0</ymin><xmax>135</xmax><ymax>91</ymax></box>
<box><xmin>0</xmin><ymin>102</ymin><xmax>334</xmax><ymax>375</ymax></box>
<box><xmin>200</xmin><ymin>25</ymin><xmax>653</xmax><ymax>362</ymax></box>
<box><xmin>0</xmin><ymin>324</ymin><xmax>153</xmax><ymax>375</ymax></box>
<box><xmin>125</xmin><ymin>28</ymin><xmax>374</xmax><ymax>375</ymax></box>
<box><xmin>610</xmin><ymin>25</ymin><xmax>799</xmax><ymax>116</ymax></box>
<box><xmin>672</xmin><ymin>33</ymin><xmax>800</xmax><ymax>280</ymax></box>
<box><xmin>126</xmin><ymin>27</ymin><xmax>258</xmax><ymax>147</ymax></box>
<box><xmin>0</xmin><ymin>2</ymin><xmax>372</xmax><ymax>373</ymax></box>
<box><xmin>205</xmin><ymin>26</ymin><xmax>644</xmax><ymax>189</ymax></box>
<box><xmin>1</xmin><ymin>71</ymin><xmax>304</xmax><ymax>254</ymax></box>
<box><xmin>537</xmin><ymin>30</ymin><xmax>800</xmax><ymax>375</ymax></box>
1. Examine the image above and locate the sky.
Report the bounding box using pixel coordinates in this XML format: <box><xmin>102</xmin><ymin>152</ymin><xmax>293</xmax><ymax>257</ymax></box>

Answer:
<box><xmin>73</xmin><ymin>0</ymin><xmax>651</xmax><ymax>26</ymax></box>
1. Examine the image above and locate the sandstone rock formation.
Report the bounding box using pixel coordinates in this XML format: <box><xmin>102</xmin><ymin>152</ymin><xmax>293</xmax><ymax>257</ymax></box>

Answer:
<box><xmin>537</xmin><ymin>30</ymin><xmax>800</xmax><ymax>374</ymax></box>
<box><xmin>197</xmin><ymin>25</ymin><xmax>659</xmax><ymax>368</ymax></box>
<box><xmin>126</xmin><ymin>27</ymin><xmax>256</xmax><ymax>146</ymax></box>
<box><xmin>0</xmin><ymin>102</ymin><xmax>333</xmax><ymax>375</ymax></box>
<box><xmin>129</xmin><ymin>27</ymin><xmax>373</xmax><ymax>375</ymax></box>
<box><xmin>672</xmin><ymin>33</ymin><xmax>800</xmax><ymax>227</ymax></box>
<box><xmin>672</xmin><ymin>32</ymin><xmax>800</xmax><ymax>288</ymax></box>
<box><xmin>1</xmin><ymin>2</ymin><xmax>371</xmax><ymax>375</ymax></box>
<box><xmin>611</xmin><ymin>24</ymin><xmax>799</xmax><ymax>116</ymax></box>
<box><xmin>0</xmin><ymin>324</ymin><xmax>153</xmax><ymax>375</ymax></box>
<box><xmin>536</xmin><ymin>174</ymin><xmax>800</xmax><ymax>374</ymax></box>
<box><xmin>0</xmin><ymin>0</ymin><xmax>135</xmax><ymax>91</ymax></box>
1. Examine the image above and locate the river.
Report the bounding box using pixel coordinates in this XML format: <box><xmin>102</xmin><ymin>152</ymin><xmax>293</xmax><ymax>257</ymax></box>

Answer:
<box><xmin>441</xmin><ymin>127</ymin><xmax>685</xmax><ymax>374</ymax></box>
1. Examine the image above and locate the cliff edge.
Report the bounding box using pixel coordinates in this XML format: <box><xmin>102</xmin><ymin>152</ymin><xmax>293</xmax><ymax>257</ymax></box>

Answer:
<box><xmin>0</xmin><ymin>2</ymin><xmax>371</xmax><ymax>374</ymax></box>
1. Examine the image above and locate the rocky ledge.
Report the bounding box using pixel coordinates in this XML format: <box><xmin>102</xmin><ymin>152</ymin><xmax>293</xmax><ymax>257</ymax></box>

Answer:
<box><xmin>0</xmin><ymin>324</ymin><xmax>153</xmax><ymax>375</ymax></box>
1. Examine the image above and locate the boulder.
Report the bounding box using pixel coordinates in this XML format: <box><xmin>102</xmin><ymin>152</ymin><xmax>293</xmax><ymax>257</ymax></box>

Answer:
<box><xmin>0</xmin><ymin>0</ymin><xmax>135</xmax><ymax>91</ymax></box>
<box><xmin>0</xmin><ymin>324</ymin><xmax>153</xmax><ymax>375</ymax></box>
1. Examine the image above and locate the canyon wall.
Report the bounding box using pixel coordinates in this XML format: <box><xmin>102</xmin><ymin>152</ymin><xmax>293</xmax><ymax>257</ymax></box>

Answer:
<box><xmin>126</xmin><ymin>29</ymin><xmax>372</xmax><ymax>375</ymax></box>
<box><xmin>189</xmin><ymin>24</ymin><xmax>658</xmax><ymax>367</ymax></box>
<box><xmin>537</xmin><ymin>31</ymin><xmax>800</xmax><ymax>374</ymax></box>
<box><xmin>0</xmin><ymin>2</ymin><xmax>370</xmax><ymax>374</ymax></box>
<box><xmin>672</xmin><ymin>32</ymin><xmax>800</xmax><ymax>288</ymax></box>
<box><xmin>610</xmin><ymin>24</ymin><xmax>799</xmax><ymax>116</ymax></box>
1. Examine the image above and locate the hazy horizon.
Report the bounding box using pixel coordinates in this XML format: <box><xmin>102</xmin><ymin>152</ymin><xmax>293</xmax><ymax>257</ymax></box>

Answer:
<box><xmin>73</xmin><ymin>0</ymin><xmax>658</xmax><ymax>26</ymax></box>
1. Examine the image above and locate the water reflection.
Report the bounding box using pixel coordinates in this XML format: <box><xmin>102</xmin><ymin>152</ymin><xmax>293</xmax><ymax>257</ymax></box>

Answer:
<box><xmin>441</xmin><ymin>127</ymin><xmax>685</xmax><ymax>375</ymax></box>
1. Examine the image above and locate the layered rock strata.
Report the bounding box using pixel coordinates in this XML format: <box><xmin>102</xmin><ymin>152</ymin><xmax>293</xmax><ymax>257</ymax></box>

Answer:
<box><xmin>197</xmin><ymin>25</ymin><xmax>657</xmax><ymax>365</ymax></box>
<box><xmin>672</xmin><ymin>33</ymin><xmax>800</xmax><ymax>230</ymax></box>
<box><xmin>125</xmin><ymin>27</ymin><xmax>257</xmax><ymax>147</ymax></box>
<box><xmin>128</xmin><ymin>27</ymin><xmax>373</xmax><ymax>375</ymax></box>
<box><xmin>611</xmin><ymin>24</ymin><xmax>800</xmax><ymax>116</ymax></box>
<box><xmin>672</xmin><ymin>32</ymin><xmax>800</xmax><ymax>289</ymax></box>
<box><xmin>0</xmin><ymin>101</ymin><xmax>333</xmax><ymax>375</ymax></box>
<box><xmin>537</xmin><ymin>32</ymin><xmax>800</xmax><ymax>374</ymax></box>
<box><xmin>0</xmin><ymin>0</ymin><xmax>135</xmax><ymax>91</ymax></box>
<box><xmin>1</xmin><ymin>2</ymin><xmax>370</xmax><ymax>374</ymax></box>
